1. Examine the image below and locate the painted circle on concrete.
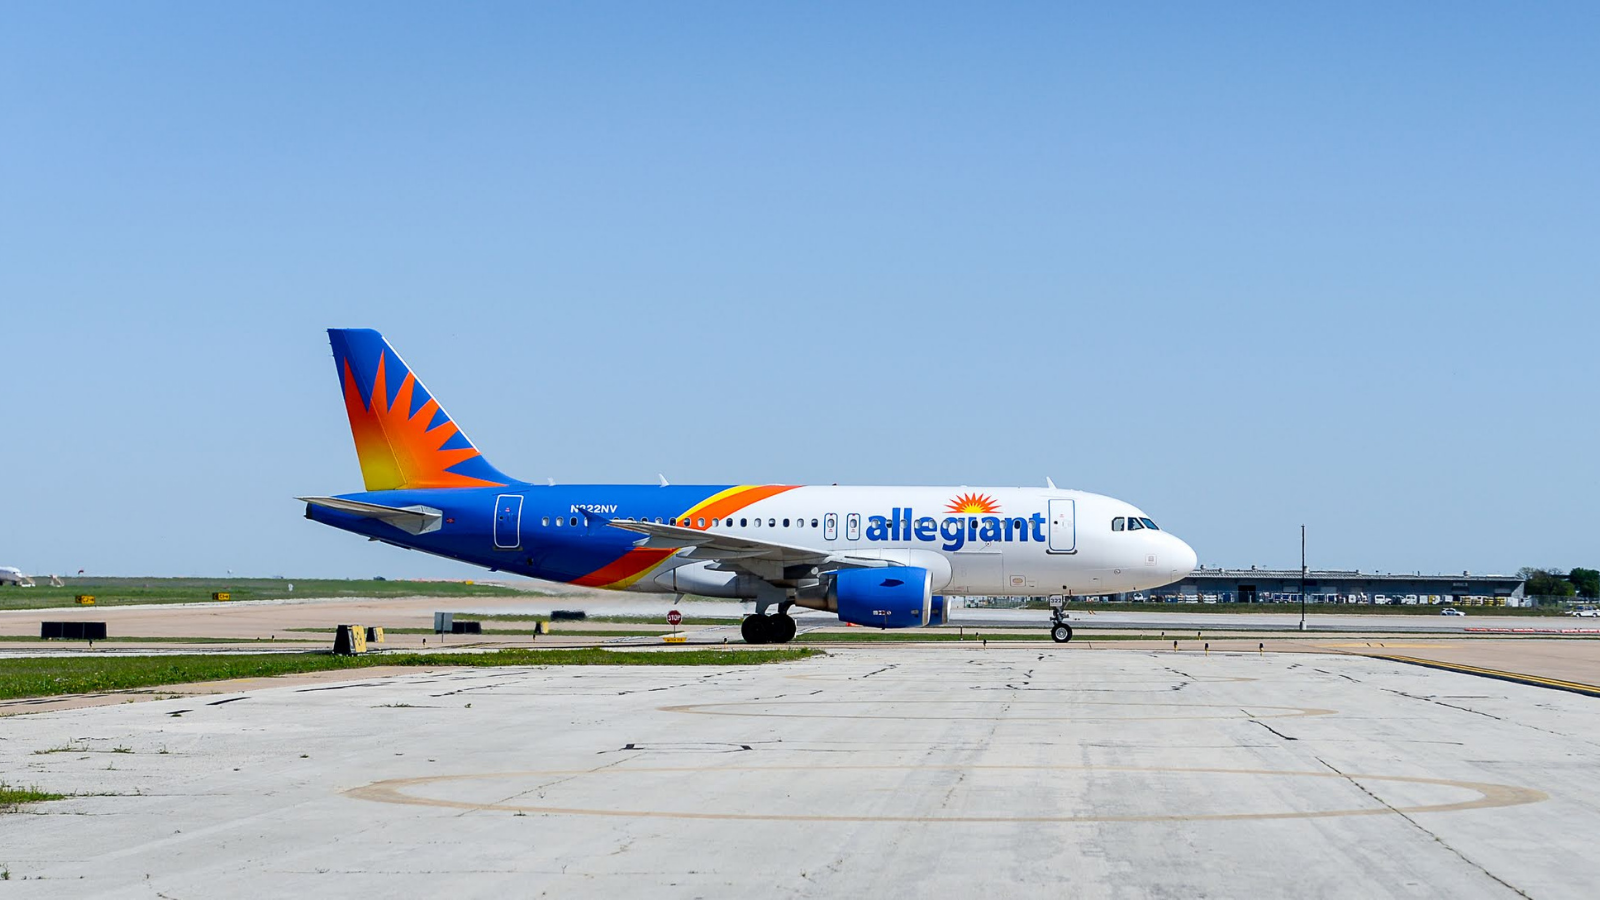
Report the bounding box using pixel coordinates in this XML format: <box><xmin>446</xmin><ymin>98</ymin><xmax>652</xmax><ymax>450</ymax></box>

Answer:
<box><xmin>347</xmin><ymin>764</ymin><xmax>1546</xmax><ymax>823</ymax></box>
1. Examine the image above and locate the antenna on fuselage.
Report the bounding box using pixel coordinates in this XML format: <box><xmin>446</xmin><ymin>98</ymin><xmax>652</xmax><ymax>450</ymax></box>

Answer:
<box><xmin>658</xmin><ymin>474</ymin><xmax>670</xmax><ymax>487</ymax></box>
<box><xmin>1045</xmin><ymin>476</ymin><xmax>1057</xmax><ymax>490</ymax></box>
<box><xmin>547</xmin><ymin>477</ymin><xmax>555</xmax><ymax>486</ymax></box>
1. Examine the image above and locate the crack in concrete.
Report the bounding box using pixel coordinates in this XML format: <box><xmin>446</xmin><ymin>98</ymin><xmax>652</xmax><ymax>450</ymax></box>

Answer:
<box><xmin>1382</xmin><ymin>689</ymin><xmax>1505</xmax><ymax>721</ymax></box>
<box><xmin>1251</xmin><ymin>720</ymin><xmax>1297</xmax><ymax>741</ymax></box>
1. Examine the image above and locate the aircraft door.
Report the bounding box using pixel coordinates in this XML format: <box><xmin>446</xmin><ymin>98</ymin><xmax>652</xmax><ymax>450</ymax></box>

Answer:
<box><xmin>494</xmin><ymin>494</ymin><xmax>523</xmax><ymax>549</ymax></box>
<box><xmin>845</xmin><ymin>513</ymin><xmax>861</xmax><ymax>541</ymax></box>
<box><xmin>1047</xmin><ymin>499</ymin><xmax>1076</xmax><ymax>553</ymax></box>
<box><xmin>824</xmin><ymin>513</ymin><xmax>838</xmax><ymax>541</ymax></box>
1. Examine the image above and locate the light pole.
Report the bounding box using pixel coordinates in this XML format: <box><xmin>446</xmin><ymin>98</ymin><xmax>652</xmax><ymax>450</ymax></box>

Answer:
<box><xmin>1299</xmin><ymin>524</ymin><xmax>1308</xmax><ymax>632</ymax></box>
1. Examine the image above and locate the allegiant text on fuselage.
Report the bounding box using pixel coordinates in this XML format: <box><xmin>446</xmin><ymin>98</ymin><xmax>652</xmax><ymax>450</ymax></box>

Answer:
<box><xmin>868</xmin><ymin>509</ymin><xmax>1047</xmax><ymax>551</ymax></box>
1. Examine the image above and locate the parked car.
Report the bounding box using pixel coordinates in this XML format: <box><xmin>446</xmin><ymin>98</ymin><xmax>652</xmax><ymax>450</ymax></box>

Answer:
<box><xmin>1569</xmin><ymin>607</ymin><xmax>1600</xmax><ymax>618</ymax></box>
<box><xmin>1440</xmin><ymin>607</ymin><xmax>1465</xmax><ymax>617</ymax></box>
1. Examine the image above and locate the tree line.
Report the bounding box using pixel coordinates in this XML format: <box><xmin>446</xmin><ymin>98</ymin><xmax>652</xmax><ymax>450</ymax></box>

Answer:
<box><xmin>1518</xmin><ymin>567</ymin><xmax>1600</xmax><ymax>599</ymax></box>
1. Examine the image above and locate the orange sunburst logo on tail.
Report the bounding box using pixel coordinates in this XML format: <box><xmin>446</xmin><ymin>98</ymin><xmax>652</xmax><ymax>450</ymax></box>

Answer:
<box><xmin>946</xmin><ymin>492</ymin><xmax>1001</xmax><ymax>514</ymax></box>
<box><xmin>341</xmin><ymin>353</ymin><xmax>503</xmax><ymax>490</ymax></box>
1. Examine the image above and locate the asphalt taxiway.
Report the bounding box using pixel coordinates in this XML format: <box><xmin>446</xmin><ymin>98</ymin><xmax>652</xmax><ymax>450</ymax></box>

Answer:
<box><xmin>3</xmin><ymin>645</ymin><xmax>1598</xmax><ymax>897</ymax></box>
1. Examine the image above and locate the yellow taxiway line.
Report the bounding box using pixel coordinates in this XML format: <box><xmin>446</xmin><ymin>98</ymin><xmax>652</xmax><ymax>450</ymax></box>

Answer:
<box><xmin>1372</xmin><ymin>654</ymin><xmax>1600</xmax><ymax>698</ymax></box>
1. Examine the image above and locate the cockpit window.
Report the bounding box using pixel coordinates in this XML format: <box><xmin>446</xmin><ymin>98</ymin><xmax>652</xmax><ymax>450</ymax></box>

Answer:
<box><xmin>1112</xmin><ymin>517</ymin><xmax>1125</xmax><ymax>532</ymax></box>
<box><xmin>1139</xmin><ymin>517</ymin><xmax>1159</xmax><ymax>531</ymax></box>
<box><xmin>1127</xmin><ymin>517</ymin><xmax>1145</xmax><ymax>531</ymax></box>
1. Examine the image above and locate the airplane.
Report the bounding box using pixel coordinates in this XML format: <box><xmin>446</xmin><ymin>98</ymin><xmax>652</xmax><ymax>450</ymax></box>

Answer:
<box><xmin>0</xmin><ymin>566</ymin><xmax>36</xmax><ymax>587</ymax></box>
<box><xmin>301</xmin><ymin>329</ymin><xmax>1198</xmax><ymax>644</ymax></box>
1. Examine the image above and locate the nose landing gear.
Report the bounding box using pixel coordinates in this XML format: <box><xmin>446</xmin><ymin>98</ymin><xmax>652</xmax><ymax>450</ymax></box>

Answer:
<box><xmin>1050</xmin><ymin>607</ymin><xmax>1074</xmax><ymax>644</ymax></box>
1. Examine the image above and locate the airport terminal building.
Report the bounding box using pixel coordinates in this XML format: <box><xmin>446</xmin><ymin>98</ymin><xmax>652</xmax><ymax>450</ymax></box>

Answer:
<box><xmin>1145</xmin><ymin>568</ymin><xmax>1527</xmax><ymax>607</ymax></box>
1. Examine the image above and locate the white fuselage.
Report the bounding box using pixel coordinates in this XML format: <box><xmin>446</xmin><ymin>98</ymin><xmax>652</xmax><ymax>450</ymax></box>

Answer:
<box><xmin>629</xmin><ymin>486</ymin><xmax>1196</xmax><ymax>597</ymax></box>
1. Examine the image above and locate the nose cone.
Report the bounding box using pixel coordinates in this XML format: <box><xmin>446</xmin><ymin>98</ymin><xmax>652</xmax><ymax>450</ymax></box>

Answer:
<box><xmin>1169</xmin><ymin>535</ymin><xmax>1197</xmax><ymax>580</ymax></box>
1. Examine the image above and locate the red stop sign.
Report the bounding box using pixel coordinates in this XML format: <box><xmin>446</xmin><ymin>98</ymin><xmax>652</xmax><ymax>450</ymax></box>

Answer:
<box><xmin>666</xmin><ymin>609</ymin><xmax>682</xmax><ymax>626</ymax></box>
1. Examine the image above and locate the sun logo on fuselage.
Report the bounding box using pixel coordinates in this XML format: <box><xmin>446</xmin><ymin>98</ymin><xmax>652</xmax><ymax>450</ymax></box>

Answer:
<box><xmin>946</xmin><ymin>492</ymin><xmax>1000</xmax><ymax>514</ymax></box>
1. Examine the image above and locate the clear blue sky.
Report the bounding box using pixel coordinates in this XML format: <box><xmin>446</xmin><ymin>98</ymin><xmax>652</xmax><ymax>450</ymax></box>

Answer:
<box><xmin>2</xmin><ymin>3</ymin><xmax>1595</xmax><ymax>579</ymax></box>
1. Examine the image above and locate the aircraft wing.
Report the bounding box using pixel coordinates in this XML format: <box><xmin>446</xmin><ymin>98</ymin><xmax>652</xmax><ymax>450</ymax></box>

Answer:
<box><xmin>601</xmin><ymin>517</ymin><xmax>887</xmax><ymax>569</ymax></box>
<box><xmin>299</xmin><ymin>496</ymin><xmax>444</xmax><ymax>536</ymax></box>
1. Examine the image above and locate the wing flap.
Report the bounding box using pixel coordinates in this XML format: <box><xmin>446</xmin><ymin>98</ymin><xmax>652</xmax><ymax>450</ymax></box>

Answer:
<box><xmin>604</xmin><ymin>518</ymin><xmax>889</xmax><ymax>570</ymax></box>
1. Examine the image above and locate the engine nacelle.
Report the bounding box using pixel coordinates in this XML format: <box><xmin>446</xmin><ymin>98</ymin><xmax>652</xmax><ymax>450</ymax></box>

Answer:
<box><xmin>831</xmin><ymin>566</ymin><xmax>933</xmax><ymax>628</ymax></box>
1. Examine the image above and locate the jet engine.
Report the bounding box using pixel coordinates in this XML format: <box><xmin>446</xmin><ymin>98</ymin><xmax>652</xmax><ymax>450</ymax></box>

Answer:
<box><xmin>825</xmin><ymin>566</ymin><xmax>936</xmax><ymax>628</ymax></box>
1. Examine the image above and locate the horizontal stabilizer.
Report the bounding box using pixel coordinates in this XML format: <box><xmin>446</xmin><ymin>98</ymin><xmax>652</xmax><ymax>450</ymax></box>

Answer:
<box><xmin>299</xmin><ymin>496</ymin><xmax>444</xmax><ymax>535</ymax></box>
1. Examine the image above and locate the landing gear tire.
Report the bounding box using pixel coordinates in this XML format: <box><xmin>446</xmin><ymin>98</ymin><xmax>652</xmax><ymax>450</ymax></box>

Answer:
<box><xmin>741</xmin><ymin>615</ymin><xmax>770</xmax><ymax>645</ymax></box>
<box><xmin>742</xmin><ymin>613</ymin><xmax>797</xmax><ymax>644</ymax></box>
<box><xmin>1051</xmin><ymin>623</ymin><xmax>1073</xmax><ymax>644</ymax></box>
<box><xmin>770</xmin><ymin>613</ymin><xmax>797</xmax><ymax>644</ymax></box>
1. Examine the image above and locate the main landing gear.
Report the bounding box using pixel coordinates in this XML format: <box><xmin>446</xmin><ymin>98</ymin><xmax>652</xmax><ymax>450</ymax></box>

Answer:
<box><xmin>741</xmin><ymin>612</ymin><xmax>797</xmax><ymax>645</ymax></box>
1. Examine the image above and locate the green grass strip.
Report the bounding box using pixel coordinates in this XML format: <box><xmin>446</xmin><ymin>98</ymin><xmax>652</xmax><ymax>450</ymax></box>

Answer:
<box><xmin>0</xmin><ymin>648</ymin><xmax>820</xmax><ymax>700</ymax></box>
<box><xmin>0</xmin><ymin>782</ymin><xmax>66</xmax><ymax>807</ymax></box>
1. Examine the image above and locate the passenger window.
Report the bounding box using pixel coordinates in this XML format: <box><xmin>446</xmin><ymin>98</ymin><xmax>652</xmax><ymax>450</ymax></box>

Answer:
<box><xmin>740</xmin><ymin>518</ymin><xmax>747</xmax><ymax>527</ymax></box>
<box><xmin>768</xmin><ymin>518</ymin><xmax>776</xmax><ymax>527</ymax></box>
<box><xmin>541</xmin><ymin>516</ymin><xmax>550</xmax><ymax>527</ymax></box>
<box><xmin>754</xmin><ymin>518</ymin><xmax>762</xmax><ymax>528</ymax></box>
<box><xmin>655</xmin><ymin>517</ymin><xmax>663</xmax><ymax>524</ymax></box>
<box><xmin>569</xmin><ymin>517</ymin><xmax>578</xmax><ymax>527</ymax></box>
<box><xmin>783</xmin><ymin>518</ymin><xmax>790</xmax><ymax>527</ymax></box>
<box><xmin>1127</xmin><ymin>518</ymin><xmax>1144</xmax><ymax>531</ymax></box>
<box><xmin>811</xmin><ymin>519</ymin><xmax>819</xmax><ymax>528</ymax></box>
<box><xmin>1140</xmin><ymin>518</ymin><xmax>1158</xmax><ymax>531</ymax></box>
<box><xmin>697</xmin><ymin>517</ymin><xmax>706</xmax><ymax>528</ymax></box>
<box><xmin>554</xmin><ymin>517</ymin><xmax>562</xmax><ymax>527</ymax></box>
<box><xmin>1112</xmin><ymin>517</ymin><xmax>1124</xmax><ymax>532</ymax></box>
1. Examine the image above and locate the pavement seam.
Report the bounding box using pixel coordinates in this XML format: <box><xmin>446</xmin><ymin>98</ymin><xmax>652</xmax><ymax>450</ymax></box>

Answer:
<box><xmin>1313</xmin><ymin>756</ymin><xmax>1532</xmax><ymax>899</ymax></box>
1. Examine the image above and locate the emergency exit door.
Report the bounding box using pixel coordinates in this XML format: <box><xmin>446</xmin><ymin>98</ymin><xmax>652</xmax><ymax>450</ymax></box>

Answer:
<box><xmin>1047</xmin><ymin>499</ymin><xmax>1076</xmax><ymax>553</ymax></box>
<box><xmin>494</xmin><ymin>494</ymin><xmax>523</xmax><ymax>549</ymax></box>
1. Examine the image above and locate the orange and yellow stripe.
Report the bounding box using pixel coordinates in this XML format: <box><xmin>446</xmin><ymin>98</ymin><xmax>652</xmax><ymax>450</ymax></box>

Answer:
<box><xmin>571</xmin><ymin>484</ymin><xmax>800</xmax><ymax>589</ymax></box>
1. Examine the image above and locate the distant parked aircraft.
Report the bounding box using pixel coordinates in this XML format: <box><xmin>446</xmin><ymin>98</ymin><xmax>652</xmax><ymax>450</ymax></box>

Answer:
<box><xmin>0</xmin><ymin>566</ymin><xmax>36</xmax><ymax>587</ymax></box>
<box><xmin>301</xmin><ymin>329</ymin><xmax>1197</xmax><ymax>644</ymax></box>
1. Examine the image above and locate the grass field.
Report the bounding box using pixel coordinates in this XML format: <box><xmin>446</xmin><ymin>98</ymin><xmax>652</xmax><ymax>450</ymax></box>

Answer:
<box><xmin>0</xmin><ymin>577</ymin><xmax>539</xmax><ymax>611</ymax></box>
<box><xmin>0</xmin><ymin>647</ymin><xmax>821</xmax><ymax>700</ymax></box>
<box><xmin>0</xmin><ymin>635</ymin><xmax>315</xmax><ymax>644</ymax></box>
